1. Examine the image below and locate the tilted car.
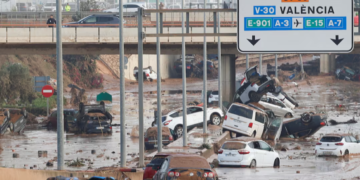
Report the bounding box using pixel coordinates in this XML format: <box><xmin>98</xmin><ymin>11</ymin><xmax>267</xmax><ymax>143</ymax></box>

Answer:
<box><xmin>218</xmin><ymin>137</ymin><xmax>280</xmax><ymax>168</ymax></box>
<box><xmin>47</xmin><ymin>109</ymin><xmax>78</xmax><ymax>132</ymax></box>
<box><xmin>235</xmin><ymin>66</ymin><xmax>276</xmax><ymax>104</ymax></box>
<box><xmin>152</xmin><ymin>154</ymin><xmax>217</xmax><ymax>180</ymax></box>
<box><xmin>259</xmin><ymin>95</ymin><xmax>294</xmax><ymax>118</ymax></box>
<box><xmin>0</xmin><ymin>109</ymin><xmax>10</xmax><ymax>135</ymax></box>
<box><xmin>153</xmin><ymin>106</ymin><xmax>224</xmax><ymax>137</ymax></box>
<box><xmin>267</xmin><ymin>86</ymin><xmax>299</xmax><ymax>109</ymax></box>
<box><xmin>335</xmin><ymin>66</ymin><xmax>359</xmax><ymax>81</ymax></box>
<box><xmin>261</xmin><ymin>110</ymin><xmax>283</xmax><ymax>141</ymax></box>
<box><xmin>133</xmin><ymin>66</ymin><xmax>157</xmax><ymax>82</ymax></box>
<box><xmin>222</xmin><ymin>103</ymin><xmax>268</xmax><ymax>139</ymax></box>
<box><xmin>280</xmin><ymin>112</ymin><xmax>327</xmax><ymax>138</ymax></box>
<box><xmin>208</xmin><ymin>90</ymin><xmax>219</xmax><ymax>104</ymax></box>
<box><xmin>315</xmin><ymin>134</ymin><xmax>360</xmax><ymax>157</ymax></box>
<box><xmin>144</xmin><ymin>127</ymin><xmax>176</xmax><ymax>150</ymax></box>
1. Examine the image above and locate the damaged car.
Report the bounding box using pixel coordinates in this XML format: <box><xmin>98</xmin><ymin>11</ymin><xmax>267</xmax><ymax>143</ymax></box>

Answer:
<box><xmin>262</xmin><ymin>110</ymin><xmax>283</xmax><ymax>141</ymax></box>
<box><xmin>152</xmin><ymin>154</ymin><xmax>218</xmax><ymax>180</ymax></box>
<box><xmin>0</xmin><ymin>109</ymin><xmax>10</xmax><ymax>135</ymax></box>
<box><xmin>268</xmin><ymin>86</ymin><xmax>299</xmax><ymax>109</ymax></box>
<box><xmin>144</xmin><ymin>127</ymin><xmax>176</xmax><ymax>150</ymax></box>
<box><xmin>259</xmin><ymin>95</ymin><xmax>294</xmax><ymax>118</ymax></box>
<box><xmin>222</xmin><ymin>103</ymin><xmax>268</xmax><ymax>139</ymax></box>
<box><xmin>235</xmin><ymin>66</ymin><xmax>276</xmax><ymax>104</ymax></box>
<box><xmin>335</xmin><ymin>66</ymin><xmax>359</xmax><ymax>81</ymax></box>
<box><xmin>8</xmin><ymin>108</ymin><xmax>28</xmax><ymax>134</ymax></box>
<box><xmin>152</xmin><ymin>106</ymin><xmax>224</xmax><ymax>137</ymax></box>
<box><xmin>280</xmin><ymin>112</ymin><xmax>327</xmax><ymax>138</ymax></box>
<box><xmin>76</xmin><ymin>102</ymin><xmax>113</xmax><ymax>134</ymax></box>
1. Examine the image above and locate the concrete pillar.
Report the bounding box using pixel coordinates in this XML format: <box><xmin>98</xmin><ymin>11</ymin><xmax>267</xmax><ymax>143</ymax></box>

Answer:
<box><xmin>320</xmin><ymin>54</ymin><xmax>336</xmax><ymax>74</ymax></box>
<box><xmin>221</xmin><ymin>55</ymin><xmax>236</xmax><ymax>104</ymax></box>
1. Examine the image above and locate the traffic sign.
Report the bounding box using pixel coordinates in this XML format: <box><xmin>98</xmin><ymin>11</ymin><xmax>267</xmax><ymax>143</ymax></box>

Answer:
<box><xmin>41</xmin><ymin>85</ymin><xmax>54</xmax><ymax>98</ymax></box>
<box><xmin>237</xmin><ymin>0</ymin><xmax>353</xmax><ymax>53</ymax></box>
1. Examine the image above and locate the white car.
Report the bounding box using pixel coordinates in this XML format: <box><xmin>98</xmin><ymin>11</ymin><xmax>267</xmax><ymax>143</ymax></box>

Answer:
<box><xmin>268</xmin><ymin>87</ymin><xmax>299</xmax><ymax>109</ymax></box>
<box><xmin>43</xmin><ymin>2</ymin><xmax>63</xmax><ymax>11</ymax></box>
<box><xmin>208</xmin><ymin>90</ymin><xmax>219</xmax><ymax>104</ymax></box>
<box><xmin>222</xmin><ymin>103</ymin><xmax>268</xmax><ymax>139</ymax></box>
<box><xmin>133</xmin><ymin>66</ymin><xmax>157</xmax><ymax>82</ymax></box>
<box><xmin>218</xmin><ymin>137</ymin><xmax>280</xmax><ymax>168</ymax></box>
<box><xmin>154</xmin><ymin>106</ymin><xmax>224</xmax><ymax>137</ymax></box>
<box><xmin>259</xmin><ymin>95</ymin><xmax>294</xmax><ymax>118</ymax></box>
<box><xmin>235</xmin><ymin>66</ymin><xmax>275</xmax><ymax>104</ymax></box>
<box><xmin>103</xmin><ymin>3</ymin><xmax>146</xmax><ymax>15</ymax></box>
<box><xmin>315</xmin><ymin>134</ymin><xmax>360</xmax><ymax>157</ymax></box>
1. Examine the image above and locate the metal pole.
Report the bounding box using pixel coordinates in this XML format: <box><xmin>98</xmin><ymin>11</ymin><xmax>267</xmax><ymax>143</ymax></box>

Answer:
<box><xmin>119</xmin><ymin>0</ymin><xmax>126</xmax><ymax>167</ymax></box>
<box><xmin>56</xmin><ymin>0</ymin><xmax>64</xmax><ymax>171</ymax></box>
<box><xmin>156</xmin><ymin>0</ymin><xmax>163</xmax><ymax>152</ymax></box>
<box><xmin>259</xmin><ymin>54</ymin><xmax>262</xmax><ymax>74</ymax></box>
<box><xmin>77</xmin><ymin>0</ymin><xmax>79</xmax><ymax>12</ymax></box>
<box><xmin>203</xmin><ymin>0</ymin><xmax>207</xmax><ymax>134</ymax></box>
<box><xmin>137</xmin><ymin>7</ymin><xmax>144</xmax><ymax>168</ymax></box>
<box><xmin>181</xmin><ymin>0</ymin><xmax>187</xmax><ymax>147</ymax></box>
<box><xmin>300</xmin><ymin>54</ymin><xmax>304</xmax><ymax>73</ymax></box>
<box><xmin>217</xmin><ymin>0</ymin><xmax>222</xmax><ymax>110</ymax></box>
<box><xmin>47</xmin><ymin>98</ymin><xmax>49</xmax><ymax>116</ymax></box>
<box><xmin>246</xmin><ymin>54</ymin><xmax>249</xmax><ymax>69</ymax></box>
<box><xmin>275</xmin><ymin>54</ymin><xmax>278</xmax><ymax>78</ymax></box>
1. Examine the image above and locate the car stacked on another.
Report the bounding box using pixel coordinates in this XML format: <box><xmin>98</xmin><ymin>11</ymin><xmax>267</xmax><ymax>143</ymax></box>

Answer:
<box><xmin>235</xmin><ymin>66</ymin><xmax>276</xmax><ymax>104</ymax></box>
<box><xmin>218</xmin><ymin>137</ymin><xmax>280</xmax><ymax>168</ymax></box>
<box><xmin>76</xmin><ymin>102</ymin><xmax>113</xmax><ymax>134</ymax></box>
<box><xmin>152</xmin><ymin>154</ymin><xmax>218</xmax><ymax>180</ymax></box>
<box><xmin>315</xmin><ymin>134</ymin><xmax>360</xmax><ymax>157</ymax></box>
<box><xmin>134</xmin><ymin>66</ymin><xmax>157</xmax><ymax>82</ymax></box>
<box><xmin>222</xmin><ymin>103</ymin><xmax>268</xmax><ymax>139</ymax></box>
<box><xmin>259</xmin><ymin>95</ymin><xmax>294</xmax><ymax>118</ymax></box>
<box><xmin>208</xmin><ymin>90</ymin><xmax>219</xmax><ymax>104</ymax></box>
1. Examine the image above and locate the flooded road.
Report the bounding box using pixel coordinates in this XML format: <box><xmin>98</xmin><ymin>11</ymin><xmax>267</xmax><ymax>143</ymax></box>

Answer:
<box><xmin>2</xmin><ymin>54</ymin><xmax>360</xmax><ymax>180</ymax></box>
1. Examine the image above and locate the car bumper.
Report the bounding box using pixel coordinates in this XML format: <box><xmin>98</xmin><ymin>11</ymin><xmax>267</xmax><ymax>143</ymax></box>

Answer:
<box><xmin>316</xmin><ymin>148</ymin><xmax>344</xmax><ymax>157</ymax></box>
<box><xmin>222</xmin><ymin>126</ymin><xmax>251</xmax><ymax>137</ymax></box>
<box><xmin>86</xmin><ymin>128</ymin><xmax>112</xmax><ymax>134</ymax></box>
<box><xmin>219</xmin><ymin>158</ymin><xmax>252</xmax><ymax>166</ymax></box>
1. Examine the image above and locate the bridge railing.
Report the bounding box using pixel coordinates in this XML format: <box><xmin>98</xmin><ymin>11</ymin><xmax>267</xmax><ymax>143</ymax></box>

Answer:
<box><xmin>0</xmin><ymin>10</ymin><xmax>237</xmax><ymax>28</ymax></box>
<box><xmin>0</xmin><ymin>26</ymin><xmax>237</xmax><ymax>43</ymax></box>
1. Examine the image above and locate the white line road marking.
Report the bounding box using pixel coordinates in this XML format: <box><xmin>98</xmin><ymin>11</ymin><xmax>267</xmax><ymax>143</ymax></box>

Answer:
<box><xmin>43</xmin><ymin>90</ymin><xmax>53</xmax><ymax>93</ymax></box>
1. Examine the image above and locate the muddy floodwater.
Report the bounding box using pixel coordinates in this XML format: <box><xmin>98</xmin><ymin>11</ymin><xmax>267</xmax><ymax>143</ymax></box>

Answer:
<box><xmin>1</xmin><ymin>56</ymin><xmax>360</xmax><ymax>179</ymax></box>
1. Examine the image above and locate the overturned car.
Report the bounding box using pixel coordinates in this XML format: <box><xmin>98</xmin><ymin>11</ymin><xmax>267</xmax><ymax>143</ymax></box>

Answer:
<box><xmin>0</xmin><ymin>108</ymin><xmax>27</xmax><ymax>135</ymax></box>
<box><xmin>236</xmin><ymin>66</ymin><xmax>276</xmax><ymax>104</ymax></box>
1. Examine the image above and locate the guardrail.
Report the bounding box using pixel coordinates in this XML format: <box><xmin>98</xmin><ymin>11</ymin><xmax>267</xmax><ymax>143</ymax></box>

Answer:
<box><xmin>0</xmin><ymin>27</ymin><xmax>237</xmax><ymax>43</ymax></box>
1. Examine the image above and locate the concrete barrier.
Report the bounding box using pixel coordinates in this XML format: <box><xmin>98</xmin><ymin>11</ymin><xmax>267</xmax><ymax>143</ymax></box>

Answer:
<box><xmin>8</xmin><ymin>28</ymin><xmax>29</xmax><ymax>42</ymax></box>
<box><xmin>0</xmin><ymin>28</ymin><xmax>6</xmax><ymax>42</ymax></box>
<box><xmin>31</xmin><ymin>28</ymin><xmax>53</xmax><ymax>42</ymax></box>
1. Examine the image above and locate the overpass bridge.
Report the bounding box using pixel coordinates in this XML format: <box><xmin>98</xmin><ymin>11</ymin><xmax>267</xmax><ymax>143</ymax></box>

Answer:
<box><xmin>1</xmin><ymin>27</ymin><xmax>360</xmax><ymax>55</ymax></box>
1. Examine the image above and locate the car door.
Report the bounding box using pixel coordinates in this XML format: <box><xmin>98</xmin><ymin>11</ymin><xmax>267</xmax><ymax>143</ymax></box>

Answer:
<box><xmin>96</xmin><ymin>16</ymin><xmax>112</xmax><ymax>26</ymax></box>
<box><xmin>267</xmin><ymin>97</ymin><xmax>282</xmax><ymax>115</ymax></box>
<box><xmin>349</xmin><ymin>136</ymin><xmax>358</xmax><ymax>153</ymax></box>
<box><xmin>344</xmin><ymin>136</ymin><xmax>354</xmax><ymax>153</ymax></box>
<box><xmin>187</xmin><ymin>107</ymin><xmax>203</xmax><ymax>126</ymax></box>
<box><xmin>259</xmin><ymin>141</ymin><xmax>275</xmax><ymax>166</ymax></box>
<box><xmin>251</xmin><ymin>141</ymin><xmax>265</xmax><ymax>166</ymax></box>
<box><xmin>254</xmin><ymin>112</ymin><xmax>266</xmax><ymax>138</ymax></box>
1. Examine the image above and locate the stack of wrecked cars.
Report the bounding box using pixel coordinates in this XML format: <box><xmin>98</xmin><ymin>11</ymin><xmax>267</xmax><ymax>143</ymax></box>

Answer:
<box><xmin>224</xmin><ymin>66</ymin><xmax>327</xmax><ymax>142</ymax></box>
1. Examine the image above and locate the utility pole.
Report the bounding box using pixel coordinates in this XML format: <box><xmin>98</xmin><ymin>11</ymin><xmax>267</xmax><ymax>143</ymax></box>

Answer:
<box><xmin>119</xmin><ymin>0</ymin><xmax>126</xmax><ymax>167</ymax></box>
<box><xmin>56</xmin><ymin>0</ymin><xmax>64</xmax><ymax>170</ymax></box>
<box><xmin>181</xmin><ymin>0</ymin><xmax>187</xmax><ymax>147</ymax></box>
<box><xmin>203</xmin><ymin>0</ymin><xmax>207</xmax><ymax>134</ymax></box>
<box><xmin>156</xmin><ymin>0</ymin><xmax>163</xmax><ymax>152</ymax></box>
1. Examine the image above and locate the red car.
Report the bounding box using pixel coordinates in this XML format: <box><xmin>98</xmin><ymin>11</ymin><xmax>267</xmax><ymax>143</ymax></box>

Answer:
<box><xmin>143</xmin><ymin>152</ymin><xmax>188</xmax><ymax>180</ymax></box>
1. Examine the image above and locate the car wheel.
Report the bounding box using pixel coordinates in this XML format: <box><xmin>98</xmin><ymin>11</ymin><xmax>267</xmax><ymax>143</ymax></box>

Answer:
<box><xmin>249</xmin><ymin>91</ymin><xmax>261</xmax><ymax>102</ymax></box>
<box><xmin>251</xmin><ymin>132</ymin><xmax>256</xmax><ymax>137</ymax></box>
<box><xmin>284</xmin><ymin>113</ymin><xmax>293</xmax><ymax>118</ymax></box>
<box><xmin>249</xmin><ymin>159</ymin><xmax>256</xmax><ymax>168</ymax></box>
<box><xmin>150</xmin><ymin>78</ymin><xmax>153</xmax><ymax>82</ymax></box>
<box><xmin>273</xmin><ymin>158</ymin><xmax>280</xmax><ymax>168</ymax></box>
<box><xmin>229</xmin><ymin>131</ymin><xmax>237</xmax><ymax>138</ymax></box>
<box><xmin>210</xmin><ymin>114</ymin><xmax>221</xmax><ymax>126</ymax></box>
<box><xmin>301</xmin><ymin>112</ymin><xmax>312</xmax><ymax>123</ymax></box>
<box><xmin>174</xmin><ymin>125</ymin><xmax>183</xmax><ymax>137</ymax></box>
<box><xmin>9</xmin><ymin>122</ymin><xmax>14</xmax><ymax>131</ymax></box>
<box><xmin>344</xmin><ymin>150</ymin><xmax>349</xmax><ymax>157</ymax></box>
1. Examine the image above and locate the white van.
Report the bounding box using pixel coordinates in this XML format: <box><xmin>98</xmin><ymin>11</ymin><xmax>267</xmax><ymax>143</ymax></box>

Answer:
<box><xmin>222</xmin><ymin>103</ymin><xmax>268</xmax><ymax>139</ymax></box>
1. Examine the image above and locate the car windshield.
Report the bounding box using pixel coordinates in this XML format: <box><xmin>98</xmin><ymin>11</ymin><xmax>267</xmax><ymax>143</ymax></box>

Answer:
<box><xmin>169</xmin><ymin>110</ymin><xmax>183</xmax><ymax>118</ymax></box>
<box><xmin>148</xmin><ymin>156</ymin><xmax>167</xmax><ymax>166</ymax></box>
<box><xmin>320</xmin><ymin>136</ymin><xmax>343</xmax><ymax>142</ymax></box>
<box><xmin>222</xmin><ymin>142</ymin><xmax>246</xmax><ymax>150</ymax></box>
<box><xmin>228</xmin><ymin>105</ymin><xmax>253</xmax><ymax>119</ymax></box>
<box><xmin>269</xmin><ymin>118</ymin><xmax>282</xmax><ymax>128</ymax></box>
